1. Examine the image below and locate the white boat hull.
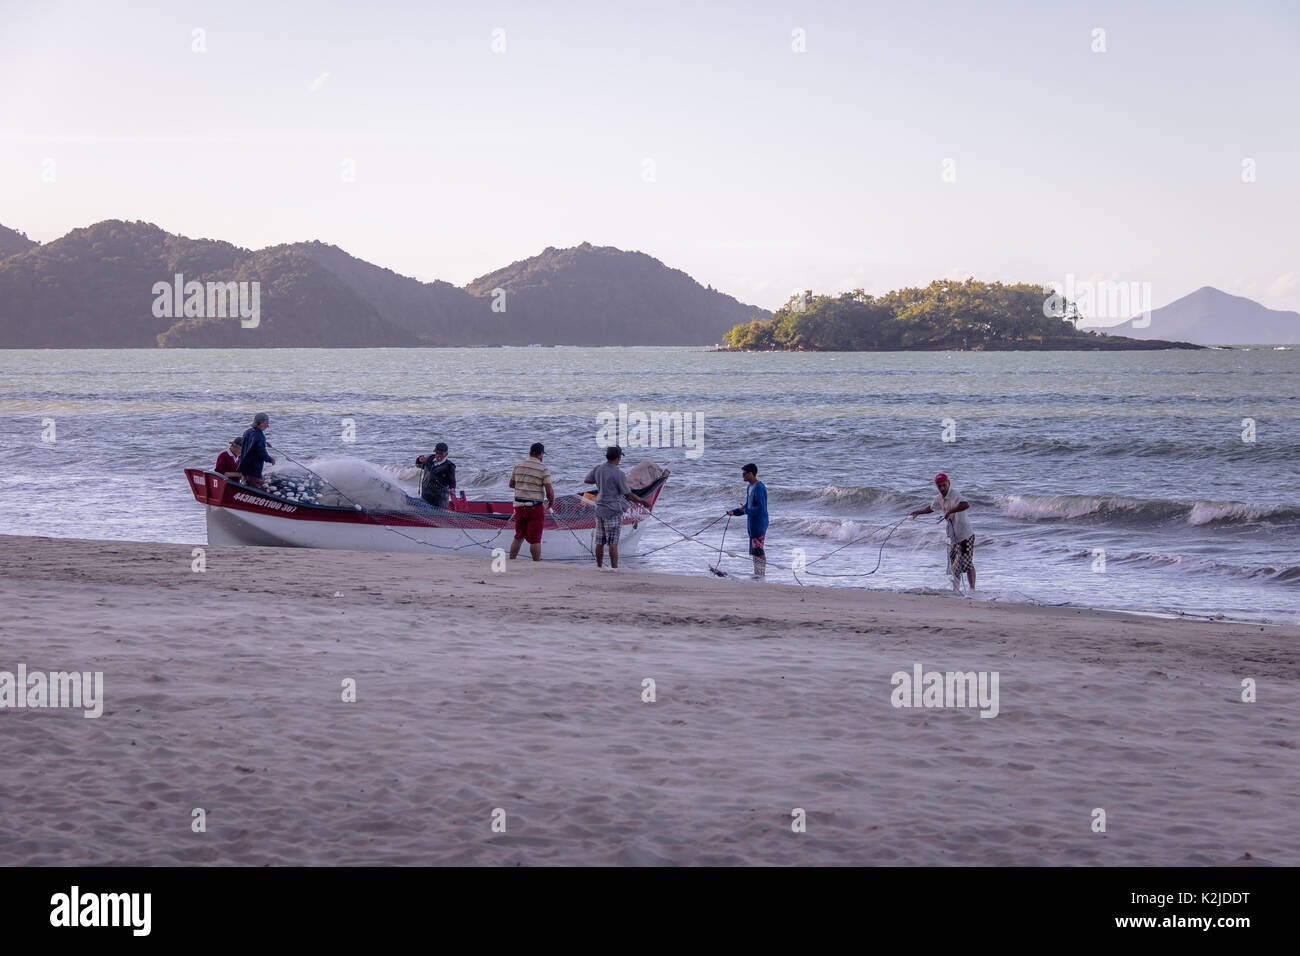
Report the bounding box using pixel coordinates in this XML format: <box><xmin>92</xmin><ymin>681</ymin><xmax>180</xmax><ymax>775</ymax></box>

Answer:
<box><xmin>204</xmin><ymin>501</ymin><xmax>645</xmax><ymax>559</ymax></box>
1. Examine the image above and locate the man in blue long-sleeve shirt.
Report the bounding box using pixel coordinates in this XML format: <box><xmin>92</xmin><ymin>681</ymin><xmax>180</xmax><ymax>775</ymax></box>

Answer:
<box><xmin>726</xmin><ymin>462</ymin><xmax>768</xmax><ymax>578</ymax></box>
<box><xmin>237</xmin><ymin>412</ymin><xmax>276</xmax><ymax>483</ymax></box>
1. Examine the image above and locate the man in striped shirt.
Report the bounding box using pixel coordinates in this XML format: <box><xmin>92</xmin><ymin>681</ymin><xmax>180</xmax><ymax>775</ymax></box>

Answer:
<box><xmin>508</xmin><ymin>442</ymin><xmax>556</xmax><ymax>561</ymax></box>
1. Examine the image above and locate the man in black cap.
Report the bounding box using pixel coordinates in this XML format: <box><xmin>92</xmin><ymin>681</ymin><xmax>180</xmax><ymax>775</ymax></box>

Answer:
<box><xmin>415</xmin><ymin>442</ymin><xmax>456</xmax><ymax>508</ymax></box>
<box><xmin>237</xmin><ymin>412</ymin><xmax>275</xmax><ymax>484</ymax></box>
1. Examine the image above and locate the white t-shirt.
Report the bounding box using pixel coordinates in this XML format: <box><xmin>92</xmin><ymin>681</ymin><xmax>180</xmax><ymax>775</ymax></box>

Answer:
<box><xmin>932</xmin><ymin>488</ymin><xmax>973</xmax><ymax>542</ymax></box>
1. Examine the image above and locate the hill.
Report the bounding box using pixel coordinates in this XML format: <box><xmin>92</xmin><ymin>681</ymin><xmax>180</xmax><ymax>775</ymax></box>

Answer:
<box><xmin>0</xmin><ymin>224</ymin><xmax>38</xmax><ymax>258</ymax></box>
<box><xmin>0</xmin><ymin>221</ymin><xmax>420</xmax><ymax>348</ymax></box>
<box><xmin>1094</xmin><ymin>286</ymin><xmax>1300</xmax><ymax>345</ymax></box>
<box><xmin>0</xmin><ymin>221</ymin><xmax>769</xmax><ymax>348</ymax></box>
<box><xmin>465</xmin><ymin>243</ymin><xmax>765</xmax><ymax>346</ymax></box>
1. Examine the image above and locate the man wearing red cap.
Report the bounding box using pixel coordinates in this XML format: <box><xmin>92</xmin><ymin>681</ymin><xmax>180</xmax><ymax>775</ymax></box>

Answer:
<box><xmin>908</xmin><ymin>473</ymin><xmax>975</xmax><ymax>591</ymax></box>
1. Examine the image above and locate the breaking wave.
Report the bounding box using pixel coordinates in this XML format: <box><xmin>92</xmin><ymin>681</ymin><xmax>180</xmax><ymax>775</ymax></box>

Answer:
<box><xmin>996</xmin><ymin>494</ymin><xmax>1300</xmax><ymax>527</ymax></box>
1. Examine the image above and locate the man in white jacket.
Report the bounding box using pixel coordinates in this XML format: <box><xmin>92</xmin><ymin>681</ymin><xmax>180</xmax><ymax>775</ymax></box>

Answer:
<box><xmin>908</xmin><ymin>473</ymin><xmax>975</xmax><ymax>591</ymax></box>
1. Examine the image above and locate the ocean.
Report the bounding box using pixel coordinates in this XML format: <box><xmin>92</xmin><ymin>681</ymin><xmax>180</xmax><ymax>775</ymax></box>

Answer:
<box><xmin>1</xmin><ymin>347</ymin><xmax>1296</xmax><ymax>623</ymax></box>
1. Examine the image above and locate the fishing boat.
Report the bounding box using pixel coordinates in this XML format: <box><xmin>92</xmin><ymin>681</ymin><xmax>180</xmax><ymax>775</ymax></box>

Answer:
<box><xmin>183</xmin><ymin>461</ymin><xmax>669</xmax><ymax>559</ymax></box>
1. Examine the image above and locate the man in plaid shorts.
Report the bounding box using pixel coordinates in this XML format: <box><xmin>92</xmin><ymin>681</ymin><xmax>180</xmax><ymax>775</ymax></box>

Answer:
<box><xmin>583</xmin><ymin>446</ymin><xmax>649</xmax><ymax>571</ymax></box>
<box><xmin>909</xmin><ymin>473</ymin><xmax>975</xmax><ymax>591</ymax></box>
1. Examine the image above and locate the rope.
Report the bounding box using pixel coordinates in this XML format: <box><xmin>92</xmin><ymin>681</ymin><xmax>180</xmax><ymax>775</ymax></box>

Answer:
<box><xmin>634</xmin><ymin>513</ymin><xmax>725</xmax><ymax>557</ymax></box>
<box><xmin>642</xmin><ymin>510</ymin><xmax>746</xmax><ymax>564</ymax></box>
<box><xmin>710</xmin><ymin>514</ymin><xmax>730</xmax><ymax>575</ymax></box>
<box><xmin>798</xmin><ymin>516</ymin><xmax>910</xmax><ymax>578</ymax></box>
<box><xmin>645</xmin><ymin>507</ymin><xmax>925</xmax><ymax>584</ymax></box>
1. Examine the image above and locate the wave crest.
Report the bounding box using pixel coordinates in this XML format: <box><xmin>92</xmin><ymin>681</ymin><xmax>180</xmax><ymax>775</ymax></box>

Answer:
<box><xmin>996</xmin><ymin>493</ymin><xmax>1298</xmax><ymax>527</ymax></box>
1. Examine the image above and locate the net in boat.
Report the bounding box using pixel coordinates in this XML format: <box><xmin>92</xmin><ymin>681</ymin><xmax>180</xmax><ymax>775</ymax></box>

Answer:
<box><xmin>257</xmin><ymin>457</ymin><xmax>666</xmax><ymax>534</ymax></box>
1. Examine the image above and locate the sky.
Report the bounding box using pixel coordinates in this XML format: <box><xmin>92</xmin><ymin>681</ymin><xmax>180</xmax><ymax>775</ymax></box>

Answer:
<box><xmin>2</xmin><ymin>0</ymin><xmax>1297</xmax><ymax>316</ymax></box>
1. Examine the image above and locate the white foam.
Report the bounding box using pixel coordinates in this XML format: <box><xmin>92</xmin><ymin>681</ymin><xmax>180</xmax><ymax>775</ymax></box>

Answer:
<box><xmin>1186</xmin><ymin>500</ymin><xmax>1271</xmax><ymax>525</ymax></box>
<box><xmin>996</xmin><ymin>493</ymin><xmax>1140</xmax><ymax>520</ymax></box>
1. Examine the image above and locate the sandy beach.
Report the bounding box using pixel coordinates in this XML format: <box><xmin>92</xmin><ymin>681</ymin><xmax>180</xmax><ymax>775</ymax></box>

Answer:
<box><xmin>0</xmin><ymin>533</ymin><xmax>1296</xmax><ymax>866</ymax></box>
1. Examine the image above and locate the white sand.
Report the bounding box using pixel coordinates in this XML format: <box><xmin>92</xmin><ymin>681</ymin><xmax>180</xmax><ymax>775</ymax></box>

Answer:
<box><xmin>0</xmin><ymin>534</ymin><xmax>1296</xmax><ymax>866</ymax></box>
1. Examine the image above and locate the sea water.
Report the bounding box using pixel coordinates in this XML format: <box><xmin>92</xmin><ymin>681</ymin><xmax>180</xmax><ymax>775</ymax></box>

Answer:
<box><xmin>0</xmin><ymin>347</ymin><xmax>1295</xmax><ymax>623</ymax></box>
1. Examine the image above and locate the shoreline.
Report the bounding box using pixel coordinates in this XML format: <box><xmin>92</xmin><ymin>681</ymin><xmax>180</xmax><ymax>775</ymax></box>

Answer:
<box><xmin>6</xmin><ymin>528</ymin><xmax>1288</xmax><ymax>628</ymax></box>
<box><xmin>708</xmin><ymin>340</ymin><xmax>1204</xmax><ymax>352</ymax></box>
<box><xmin>2</xmin><ymin>533</ymin><xmax>1296</xmax><ymax>865</ymax></box>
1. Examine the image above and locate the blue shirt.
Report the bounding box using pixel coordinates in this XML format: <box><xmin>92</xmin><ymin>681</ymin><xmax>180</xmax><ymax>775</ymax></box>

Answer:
<box><xmin>731</xmin><ymin>480</ymin><xmax>768</xmax><ymax>539</ymax></box>
<box><xmin>238</xmin><ymin>427</ymin><xmax>274</xmax><ymax>478</ymax></box>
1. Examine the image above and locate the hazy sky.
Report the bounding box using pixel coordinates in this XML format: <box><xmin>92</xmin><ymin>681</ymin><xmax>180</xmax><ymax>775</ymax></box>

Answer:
<box><xmin>2</xmin><ymin>0</ymin><xmax>1297</xmax><ymax>315</ymax></box>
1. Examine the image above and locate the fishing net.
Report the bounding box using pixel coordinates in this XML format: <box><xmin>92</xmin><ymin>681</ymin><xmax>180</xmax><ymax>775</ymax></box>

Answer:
<box><xmin>257</xmin><ymin>456</ymin><xmax>662</xmax><ymax>539</ymax></box>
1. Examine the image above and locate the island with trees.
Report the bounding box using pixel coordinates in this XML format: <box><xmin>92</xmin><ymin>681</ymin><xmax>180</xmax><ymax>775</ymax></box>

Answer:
<box><xmin>720</xmin><ymin>280</ymin><xmax>1200</xmax><ymax>351</ymax></box>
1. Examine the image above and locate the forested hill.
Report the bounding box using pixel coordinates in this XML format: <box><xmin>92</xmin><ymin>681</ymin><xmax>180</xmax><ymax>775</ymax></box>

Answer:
<box><xmin>722</xmin><ymin>281</ymin><xmax>1201</xmax><ymax>351</ymax></box>
<box><xmin>0</xmin><ymin>220</ymin><xmax>770</xmax><ymax>348</ymax></box>
<box><xmin>465</xmin><ymin>242</ymin><xmax>764</xmax><ymax>345</ymax></box>
<box><xmin>0</xmin><ymin>224</ymin><xmax>38</xmax><ymax>258</ymax></box>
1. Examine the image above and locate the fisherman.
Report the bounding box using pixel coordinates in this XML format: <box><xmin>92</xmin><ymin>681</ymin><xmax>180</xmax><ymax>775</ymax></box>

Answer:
<box><xmin>214</xmin><ymin>437</ymin><xmax>242</xmax><ymax>479</ymax></box>
<box><xmin>725</xmin><ymin>463</ymin><xmax>768</xmax><ymax>578</ymax></box>
<box><xmin>583</xmin><ymin>446</ymin><xmax>649</xmax><ymax>571</ymax></box>
<box><xmin>508</xmin><ymin>442</ymin><xmax>556</xmax><ymax>561</ymax></box>
<box><xmin>908</xmin><ymin>472</ymin><xmax>975</xmax><ymax>591</ymax></box>
<box><xmin>237</xmin><ymin>413</ymin><xmax>276</xmax><ymax>484</ymax></box>
<box><xmin>415</xmin><ymin>442</ymin><xmax>456</xmax><ymax>509</ymax></box>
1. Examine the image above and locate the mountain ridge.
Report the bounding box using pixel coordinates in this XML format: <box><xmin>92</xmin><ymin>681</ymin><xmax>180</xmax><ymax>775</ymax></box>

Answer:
<box><xmin>0</xmin><ymin>220</ymin><xmax>769</xmax><ymax>348</ymax></box>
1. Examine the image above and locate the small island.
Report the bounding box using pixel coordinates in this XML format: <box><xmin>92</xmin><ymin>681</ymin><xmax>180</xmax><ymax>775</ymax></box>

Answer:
<box><xmin>720</xmin><ymin>280</ymin><xmax>1201</xmax><ymax>351</ymax></box>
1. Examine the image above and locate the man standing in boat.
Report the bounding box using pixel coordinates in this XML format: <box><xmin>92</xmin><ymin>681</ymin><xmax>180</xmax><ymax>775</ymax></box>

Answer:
<box><xmin>237</xmin><ymin>412</ymin><xmax>275</xmax><ymax>485</ymax></box>
<box><xmin>415</xmin><ymin>442</ymin><xmax>456</xmax><ymax>509</ymax></box>
<box><xmin>508</xmin><ymin>442</ymin><xmax>556</xmax><ymax>561</ymax></box>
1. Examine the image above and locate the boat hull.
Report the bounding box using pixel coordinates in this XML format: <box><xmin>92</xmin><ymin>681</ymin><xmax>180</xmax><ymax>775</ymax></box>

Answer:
<box><xmin>186</xmin><ymin>469</ymin><xmax>664</xmax><ymax>560</ymax></box>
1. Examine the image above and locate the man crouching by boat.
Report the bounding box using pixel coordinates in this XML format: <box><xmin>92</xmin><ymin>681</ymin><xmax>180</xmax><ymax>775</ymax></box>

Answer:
<box><xmin>508</xmin><ymin>442</ymin><xmax>556</xmax><ymax>561</ymax></box>
<box><xmin>909</xmin><ymin>473</ymin><xmax>975</xmax><ymax>591</ymax></box>
<box><xmin>237</xmin><ymin>412</ymin><xmax>275</xmax><ymax>486</ymax></box>
<box><xmin>415</xmin><ymin>442</ymin><xmax>456</xmax><ymax>509</ymax></box>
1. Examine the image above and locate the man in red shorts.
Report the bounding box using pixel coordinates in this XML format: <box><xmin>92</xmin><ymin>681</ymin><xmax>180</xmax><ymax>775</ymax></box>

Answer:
<box><xmin>508</xmin><ymin>442</ymin><xmax>556</xmax><ymax>561</ymax></box>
